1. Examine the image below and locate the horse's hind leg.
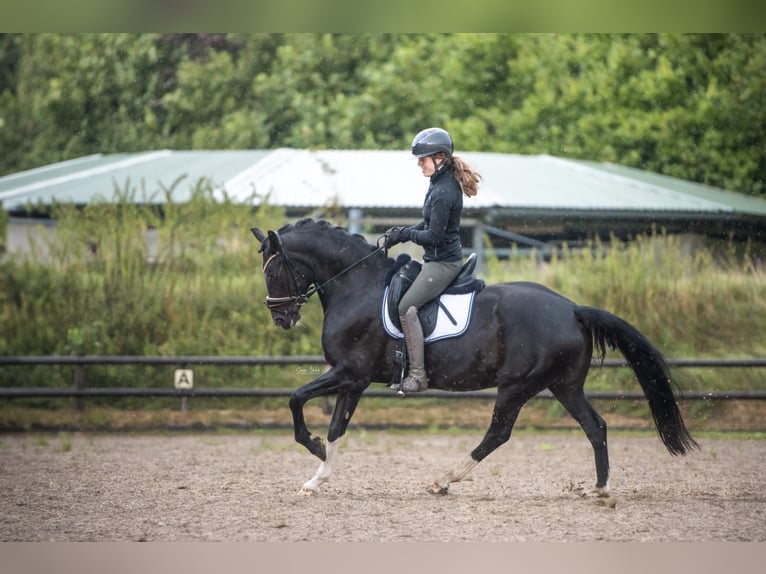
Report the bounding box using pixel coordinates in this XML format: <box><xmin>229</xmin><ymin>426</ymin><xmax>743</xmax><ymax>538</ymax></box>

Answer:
<box><xmin>549</xmin><ymin>383</ymin><xmax>610</xmax><ymax>497</ymax></box>
<box><xmin>429</xmin><ymin>388</ymin><xmax>524</xmax><ymax>495</ymax></box>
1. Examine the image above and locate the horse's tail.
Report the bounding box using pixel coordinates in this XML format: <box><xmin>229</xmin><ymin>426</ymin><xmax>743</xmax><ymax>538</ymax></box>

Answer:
<box><xmin>574</xmin><ymin>305</ymin><xmax>699</xmax><ymax>456</ymax></box>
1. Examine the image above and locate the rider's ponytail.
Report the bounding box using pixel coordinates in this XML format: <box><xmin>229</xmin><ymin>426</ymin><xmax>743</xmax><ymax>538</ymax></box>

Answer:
<box><xmin>450</xmin><ymin>155</ymin><xmax>481</xmax><ymax>198</ymax></box>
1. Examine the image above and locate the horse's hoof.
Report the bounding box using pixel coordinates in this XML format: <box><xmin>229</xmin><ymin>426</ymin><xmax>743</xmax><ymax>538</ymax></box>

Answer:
<box><xmin>298</xmin><ymin>486</ymin><xmax>319</xmax><ymax>496</ymax></box>
<box><xmin>567</xmin><ymin>481</ymin><xmax>610</xmax><ymax>499</ymax></box>
<box><xmin>310</xmin><ymin>436</ymin><xmax>326</xmax><ymax>461</ymax></box>
<box><xmin>427</xmin><ymin>482</ymin><xmax>449</xmax><ymax>495</ymax></box>
<box><xmin>580</xmin><ymin>486</ymin><xmax>610</xmax><ymax>499</ymax></box>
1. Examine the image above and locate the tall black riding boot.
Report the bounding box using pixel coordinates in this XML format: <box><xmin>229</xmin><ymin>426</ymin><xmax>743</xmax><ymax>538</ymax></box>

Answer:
<box><xmin>399</xmin><ymin>306</ymin><xmax>429</xmax><ymax>393</ymax></box>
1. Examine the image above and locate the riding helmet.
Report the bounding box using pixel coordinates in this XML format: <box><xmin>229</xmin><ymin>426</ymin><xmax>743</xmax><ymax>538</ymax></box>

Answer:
<box><xmin>411</xmin><ymin>127</ymin><xmax>454</xmax><ymax>158</ymax></box>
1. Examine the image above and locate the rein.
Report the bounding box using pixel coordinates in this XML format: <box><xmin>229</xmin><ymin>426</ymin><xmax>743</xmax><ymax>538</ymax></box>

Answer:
<box><xmin>263</xmin><ymin>234</ymin><xmax>386</xmax><ymax>310</ymax></box>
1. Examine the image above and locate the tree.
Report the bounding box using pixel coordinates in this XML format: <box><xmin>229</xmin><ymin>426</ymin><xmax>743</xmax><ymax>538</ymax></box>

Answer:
<box><xmin>0</xmin><ymin>33</ymin><xmax>763</xmax><ymax>196</ymax></box>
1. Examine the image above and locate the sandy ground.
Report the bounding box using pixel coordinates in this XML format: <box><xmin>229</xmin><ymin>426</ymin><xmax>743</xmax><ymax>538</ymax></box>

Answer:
<box><xmin>1</xmin><ymin>430</ymin><xmax>764</xmax><ymax>542</ymax></box>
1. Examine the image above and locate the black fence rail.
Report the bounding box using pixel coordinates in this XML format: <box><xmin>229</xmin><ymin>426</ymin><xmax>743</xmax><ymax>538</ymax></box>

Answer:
<box><xmin>1</xmin><ymin>356</ymin><xmax>765</xmax><ymax>404</ymax></box>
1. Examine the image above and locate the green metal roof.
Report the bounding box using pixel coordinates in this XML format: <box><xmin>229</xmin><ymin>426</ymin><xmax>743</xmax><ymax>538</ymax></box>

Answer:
<box><xmin>571</xmin><ymin>158</ymin><xmax>766</xmax><ymax>216</ymax></box>
<box><xmin>0</xmin><ymin>150</ymin><xmax>270</xmax><ymax>209</ymax></box>
<box><xmin>2</xmin><ymin>149</ymin><xmax>765</xmax><ymax>221</ymax></box>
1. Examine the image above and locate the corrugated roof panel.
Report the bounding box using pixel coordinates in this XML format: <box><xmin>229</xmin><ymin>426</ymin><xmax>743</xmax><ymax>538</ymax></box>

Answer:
<box><xmin>0</xmin><ymin>152</ymin><xmax>167</xmax><ymax>205</ymax></box>
<box><xmin>572</xmin><ymin>158</ymin><xmax>766</xmax><ymax>216</ymax></box>
<box><xmin>458</xmin><ymin>153</ymin><xmax>732</xmax><ymax>212</ymax></box>
<box><xmin>539</xmin><ymin>156</ymin><xmax>734</xmax><ymax>212</ymax></box>
<box><xmin>0</xmin><ymin>150</ymin><xmax>269</xmax><ymax>209</ymax></box>
<box><xmin>221</xmin><ymin>149</ymin><xmax>436</xmax><ymax>208</ymax></box>
<box><xmin>223</xmin><ymin>149</ymin><xmax>738</xmax><ymax>212</ymax></box>
<box><xmin>1</xmin><ymin>153</ymin><xmax>127</xmax><ymax>187</ymax></box>
<box><xmin>3</xmin><ymin>149</ymin><xmax>765</xmax><ymax>219</ymax></box>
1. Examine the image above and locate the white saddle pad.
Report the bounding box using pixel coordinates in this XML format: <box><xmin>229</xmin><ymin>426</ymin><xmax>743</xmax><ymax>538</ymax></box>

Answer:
<box><xmin>381</xmin><ymin>287</ymin><xmax>477</xmax><ymax>343</ymax></box>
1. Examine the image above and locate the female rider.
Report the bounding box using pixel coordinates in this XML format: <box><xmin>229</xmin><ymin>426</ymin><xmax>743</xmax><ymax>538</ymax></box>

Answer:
<box><xmin>385</xmin><ymin>127</ymin><xmax>482</xmax><ymax>393</ymax></box>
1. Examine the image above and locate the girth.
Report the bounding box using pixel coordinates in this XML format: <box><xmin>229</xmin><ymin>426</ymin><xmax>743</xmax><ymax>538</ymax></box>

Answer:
<box><xmin>384</xmin><ymin>253</ymin><xmax>484</xmax><ymax>338</ymax></box>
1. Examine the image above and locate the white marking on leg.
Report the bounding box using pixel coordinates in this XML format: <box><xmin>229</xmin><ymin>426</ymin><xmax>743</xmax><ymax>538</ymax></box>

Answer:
<box><xmin>429</xmin><ymin>456</ymin><xmax>478</xmax><ymax>495</ymax></box>
<box><xmin>582</xmin><ymin>481</ymin><xmax>611</xmax><ymax>498</ymax></box>
<box><xmin>575</xmin><ymin>480</ymin><xmax>611</xmax><ymax>499</ymax></box>
<box><xmin>299</xmin><ymin>439</ymin><xmax>339</xmax><ymax>495</ymax></box>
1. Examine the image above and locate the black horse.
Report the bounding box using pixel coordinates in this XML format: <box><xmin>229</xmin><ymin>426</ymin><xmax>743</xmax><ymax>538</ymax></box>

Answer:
<box><xmin>251</xmin><ymin>218</ymin><xmax>698</xmax><ymax>496</ymax></box>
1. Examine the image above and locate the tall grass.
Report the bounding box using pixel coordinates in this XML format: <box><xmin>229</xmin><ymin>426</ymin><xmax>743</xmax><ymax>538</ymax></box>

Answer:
<box><xmin>492</xmin><ymin>233</ymin><xmax>766</xmax><ymax>357</ymax></box>
<box><xmin>1</xmin><ymin>191</ymin><xmax>764</xmax><ymax>397</ymax></box>
<box><xmin>483</xmin><ymin>232</ymin><xmax>766</xmax><ymax>393</ymax></box>
<box><xmin>0</xmin><ymin>178</ymin><xmax>322</xmax><ymax>392</ymax></box>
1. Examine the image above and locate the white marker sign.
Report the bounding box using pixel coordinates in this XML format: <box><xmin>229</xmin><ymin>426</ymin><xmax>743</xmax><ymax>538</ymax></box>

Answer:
<box><xmin>174</xmin><ymin>369</ymin><xmax>194</xmax><ymax>389</ymax></box>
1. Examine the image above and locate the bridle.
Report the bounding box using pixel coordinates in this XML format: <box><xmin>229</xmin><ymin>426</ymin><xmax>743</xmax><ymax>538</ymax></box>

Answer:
<box><xmin>261</xmin><ymin>250</ymin><xmax>313</xmax><ymax>311</ymax></box>
<box><xmin>262</xmin><ymin>233</ymin><xmax>386</xmax><ymax>312</ymax></box>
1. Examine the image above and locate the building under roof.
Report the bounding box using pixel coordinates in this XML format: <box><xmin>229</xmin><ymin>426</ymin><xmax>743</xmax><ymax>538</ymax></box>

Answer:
<box><xmin>3</xmin><ymin>149</ymin><xmax>766</xmax><ymax>259</ymax></box>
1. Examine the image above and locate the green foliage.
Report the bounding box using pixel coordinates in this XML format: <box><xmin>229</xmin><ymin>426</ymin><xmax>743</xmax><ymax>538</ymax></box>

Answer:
<box><xmin>0</xmin><ymin>180</ymin><xmax>309</xmax><ymax>391</ymax></box>
<box><xmin>485</xmin><ymin>232</ymin><xmax>766</xmax><ymax>393</ymax></box>
<box><xmin>0</xmin><ymin>33</ymin><xmax>764</xmax><ymax>195</ymax></box>
<box><xmin>535</xmin><ymin>233</ymin><xmax>766</xmax><ymax>355</ymax></box>
<box><xmin>5</xmin><ymin>34</ymin><xmax>164</xmax><ymax>167</ymax></box>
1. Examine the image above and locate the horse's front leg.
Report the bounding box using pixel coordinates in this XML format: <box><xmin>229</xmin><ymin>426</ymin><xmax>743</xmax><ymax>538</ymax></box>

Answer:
<box><xmin>289</xmin><ymin>368</ymin><xmax>345</xmax><ymax>461</ymax></box>
<box><xmin>289</xmin><ymin>366</ymin><xmax>368</xmax><ymax>492</ymax></box>
<box><xmin>300</xmin><ymin>438</ymin><xmax>339</xmax><ymax>495</ymax></box>
<box><xmin>299</xmin><ymin>389</ymin><xmax>364</xmax><ymax>495</ymax></box>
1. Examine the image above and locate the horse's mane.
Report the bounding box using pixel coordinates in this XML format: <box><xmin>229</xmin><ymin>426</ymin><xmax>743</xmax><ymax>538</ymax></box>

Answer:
<box><xmin>277</xmin><ymin>218</ymin><xmax>377</xmax><ymax>252</ymax></box>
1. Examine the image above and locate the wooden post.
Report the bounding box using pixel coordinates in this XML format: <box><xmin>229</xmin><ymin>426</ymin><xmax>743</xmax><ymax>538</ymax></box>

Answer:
<box><xmin>73</xmin><ymin>364</ymin><xmax>85</xmax><ymax>412</ymax></box>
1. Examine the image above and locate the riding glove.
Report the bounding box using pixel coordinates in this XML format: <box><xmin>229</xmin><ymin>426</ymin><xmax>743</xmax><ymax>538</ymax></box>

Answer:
<box><xmin>384</xmin><ymin>226</ymin><xmax>408</xmax><ymax>247</ymax></box>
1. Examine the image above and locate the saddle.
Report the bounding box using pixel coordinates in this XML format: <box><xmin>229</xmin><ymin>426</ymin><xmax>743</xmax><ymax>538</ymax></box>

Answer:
<box><xmin>384</xmin><ymin>253</ymin><xmax>485</xmax><ymax>339</ymax></box>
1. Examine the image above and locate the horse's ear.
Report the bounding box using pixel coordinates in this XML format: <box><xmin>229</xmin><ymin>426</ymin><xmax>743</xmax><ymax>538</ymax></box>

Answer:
<box><xmin>268</xmin><ymin>230</ymin><xmax>285</xmax><ymax>254</ymax></box>
<box><xmin>250</xmin><ymin>228</ymin><xmax>267</xmax><ymax>243</ymax></box>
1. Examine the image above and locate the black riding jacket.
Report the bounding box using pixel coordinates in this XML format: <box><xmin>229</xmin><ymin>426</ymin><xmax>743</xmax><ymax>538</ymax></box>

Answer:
<box><xmin>402</xmin><ymin>166</ymin><xmax>464</xmax><ymax>262</ymax></box>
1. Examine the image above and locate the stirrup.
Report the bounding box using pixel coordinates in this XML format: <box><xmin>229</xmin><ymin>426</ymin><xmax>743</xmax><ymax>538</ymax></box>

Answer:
<box><xmin>401</xmin><ymin>372</ymin><xmax>428</xmax><ymax>393</ymax></box>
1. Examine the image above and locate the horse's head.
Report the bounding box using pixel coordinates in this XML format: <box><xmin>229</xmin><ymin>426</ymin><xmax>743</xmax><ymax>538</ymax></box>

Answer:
<box><xmin>251</xmin><ymin>227</ymin><xmax>314</xmax><ymax>330</ymax></box>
